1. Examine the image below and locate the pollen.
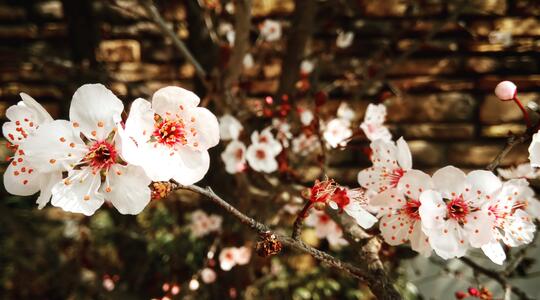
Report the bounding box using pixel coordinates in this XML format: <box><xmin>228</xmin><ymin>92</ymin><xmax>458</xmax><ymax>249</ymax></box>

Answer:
<box><xmin>64</xmin><ymin>179</ymin><xmax>71</xmax><ymax>185</ymax></box>
<box><xmin>97</xmin><ymin>121</ymin><xmax>104</xmax><ymax>127</ymax></box>
<box><xmin>22</xmin><ymin>180</ymin><xmax>28</xmax><ymax>185</ymax></box>
<box><xmin>83</xmin><ymin>195</ymin><xmax>90</xmax><ymax>201</ymax></box>
<box><xmin>59</xmin><ymin>137</ymin><xmax>66</xmax><ymax>142</ymax></box>
<box><xmin>69</xmin><ymin>142</ymin><xmax>76</xmax><ymax>148</ymax></box>
<box><xmin>49</xmin><ymin>159</ymin><xmax>56</xmax><ymax>164</ymax></box>
<box><xmin>91</xmin><ymin>130</ymin><xmax>97</xmax><ymax>137</ymax></box>
<box><xmin>105</xmin><ymin>187</ymin><xmax>112</xmax><ymax>193</ymax></box>
<box><xmin>73</xmin><ymin>122</ymin><xmax>79</xmax><ymax>128</ymax></box>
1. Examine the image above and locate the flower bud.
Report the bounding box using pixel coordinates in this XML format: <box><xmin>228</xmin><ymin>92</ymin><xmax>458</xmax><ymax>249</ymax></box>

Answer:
<box><xmin>494</xmin><ymin>81</ymin><xmax>516</xmax><ymax>101</ymax></box>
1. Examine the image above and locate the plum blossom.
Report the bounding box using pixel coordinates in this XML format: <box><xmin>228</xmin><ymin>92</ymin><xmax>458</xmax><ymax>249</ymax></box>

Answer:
<box><xmin>243</xmin><ymin>53</ymin><xmax>254</xmax><ymax>69</ymax></box>
<box><xmin>221</xmin><ymin>140</ymin><xmax>247</xmax><ymax>174</ymax></box>
<box><xmin>201</xmin><ymin>268</ymin><xmax>217</xmax><ymax>284</ymax></box>
<box><xmin>357</xmin><ymin>137</ymin><xmax>412</xmax><ymax>194</ymax></box>
<box><xmin>300</xmin><ymin>60</ymin><xmax>314</xmax><ymax>75</ymax></box>
<box><xmin>272</xmin><ymin>119</ymin><xmax>292</xmax><ymax>147</ymax></box>
<box><xmin>2</xmin><ymin>92</ymin><xmax>58</xmax><ymax>208</ymax></box>
<box><xmin>260</xmin><ymin>20</ymin><xmax>281</xmax><ymax>42</ymax></box>
<box><xmin>246</xmin><ymin>128</ymin><xmax>282</xmax><ymax>173</ymax></box>
<box><xmin>370</xmin><ymin>170</ymin><xmax>433</xmax><ymax>256</ymax></box>
<box><xmin>219</xmin><ymin>114</ymin><xmax>243</xmax><ymax>141</ymax></box>
<box><xmin>292</xmin><ymin>133</ymin><xmax>318</xmax><ymax>155</ymax></box>
<box><xmin>481</xmin><ymin>179</ymin><xmax>536</xmax><ymax>264</ymax></box>
<box><xmin>494</xmin><ymin>81</ymin><xmax>516</xmax><ymax>101</ymax></box>
<box><xmin>328</xmin><ymin>187</ymin><xmax>378</xmax><ymax>229</ymax></box>
<box><xmin>497</xmin><ymin>163</ymin><xmax>540</xmax><ymax>180</ymax></box>
<box><xmin>189</xmin><ymin>210</ymin><xmax>222</xmax><ymax>237</ymax></box>
<box><xmin>528</xmin><ymin>131</ymin><xmax>540</xmax><ymax>167</ymax></box>
<box><xmin>22</xmin><ymin>84</ymin><xmax>151</xmax><ymax>215</ymax></box>
<box><xmin>360</xmin><ymin>103</ymin><xmax>392</xmax><ymax>142</ymax></box>
<box><xmin>218</xmin><ymin>22</ymin><xmax>235</xmax><ymax>45</ymax></box>
<box><xmin>337</xmin><ymin>102</ymin><xmax>355</xmax><ymax>122</ymax></box>
<box><xmin>323</xmin><ymin>118</ymin><xmax>352</xmax><ymax>148</ymax></box>
<box><xmin>299</xmin><ymin>108</ymin><xmax>314</xmax><ymax>126</ymax></box>
<box><xmin>419</xmin><ymin>166</ymin><xmax>501</xmax><ymax>259</ymax></box>
<box><xmin>305</xmin><ymin>210</ymin><xmax>348</xmax><ymax>248</ymax></box>
<box><xmin>119</xmin><ymin>86</ymin><xmax>219</xmax><ymax>185</ymax></box>
<box><xmin>219</xmin><ymin>246</ymin><xmax>252</xmax><ymax>271</ymax></box>
<box><xmin>336</xmin><ymin>30</ymin><xmax>354</xmax><ymax>48</ymax></box>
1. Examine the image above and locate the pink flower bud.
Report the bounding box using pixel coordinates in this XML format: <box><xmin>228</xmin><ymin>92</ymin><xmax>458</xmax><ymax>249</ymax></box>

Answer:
<box><xmin>494</xmin><ymin>81</ymin><xmax>517</xmax><ymax>101</ymax></box>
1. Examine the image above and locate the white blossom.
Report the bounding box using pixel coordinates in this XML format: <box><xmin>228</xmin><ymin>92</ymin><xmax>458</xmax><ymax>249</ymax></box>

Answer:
<box><xmin>221</xmin><ymin>140</ymin><xmax>247</xmax><ymax>174</ymax></box>
<box><xmin>337</xmin><ymin>102</ymin><xmax>355</xmax><ymax>121</ymax></box>
<box><xmin>336</xmin><ymin>31</ymin><xmax>354</xmax><ymax>48</ymax></box>
<box><xmin>219</xmin><ymin>246</ymin><xmax>252</xmax><ymax>271</ymax></box>
<box><xmin>305</xmin><ymin>210</ymin><xmax>348</xmax><ymax>248</ymax></box>
<box><xmin>260</xmin><ymin>20</ymin><xmax>281</xmax><ymax>42</ymax></box>
<box><xmin>360</xmin><ymin>103</ymin><xmax>391</xmax><ymax>142</ymax></box>
<box><xmin>219</xmin><ymin>114</ymin><xmax>243</xmax><ymax>141</ymax></box>
<box><xmin>323</xmin><ymin>118</ymin><xmax>352</xmax><ymax>148</ymax></box>
<box><xmin>497</xmin><ymin>163</ymin><xmax>540</xmax><ymax>180</ymax></box>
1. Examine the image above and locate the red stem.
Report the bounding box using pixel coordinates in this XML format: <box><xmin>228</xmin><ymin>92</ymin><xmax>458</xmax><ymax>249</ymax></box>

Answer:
<box><xmin>513</xmin><ymin>95</ymin><xmax>532</xmax><ymax>128</ymax></box>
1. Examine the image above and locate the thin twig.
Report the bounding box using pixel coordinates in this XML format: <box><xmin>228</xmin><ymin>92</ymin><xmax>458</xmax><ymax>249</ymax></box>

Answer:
<box><xmin>139</xmin><ymin>0</ymin><xmax>207</xmax><ymax>82</ymax></box>
<box><xmin>291</xmin><ymin>201</ymin><xmax>312</xmax><ymax>240</ymax></box>
<box><xmin>173</xmin><ymin>183</ymin><xmax>403</xmax><ymax>300</ymax></box>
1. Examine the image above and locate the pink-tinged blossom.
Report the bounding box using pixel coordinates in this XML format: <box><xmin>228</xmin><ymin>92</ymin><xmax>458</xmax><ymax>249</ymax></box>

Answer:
<box><xmin>201</xmin><ymin>268</ymin><xmax>217</xmax><ymax>283</ymax></box>
<box><xmin>221</xmin><ymin>140</ymin><xmax>247</xmax><ymax>174</ymax></box>
<box><xmin>480</xmin><ymin>179</ymin><xmax>536</xmax><ymax>264</ymax></box>
<box><xmin>336</xmin><ymin>31</ymin><xmax>354</xmax><ymax>48</ymax></box>
<box><xmin>189</xmin><ymin>210</ymin><xmax>222</xmax><ymax>238</ymax></box>
<box><xmin>419</xmin><ymin>166</ymin><xmax>501</xmax><ymax>259</ymax></box>
<box><xmin>219</xmin><ymin>114</ymin><xmax>243</xmax><ymax>141</ymax></box>
<box><xmin>494</xmin><ymin>81</ymin><xmax>516</xmax><ymax>101</ymax></box>
<box><xmin>358</xmin><ymin>137</ymin><xmax>412</xmax><ymax>193</ymax></box>
<box><xmin>497</xmin><ymin>163</ymin><xmax>540</xmax><ymax>180</ymax></box>
<box><xmin>370</xmin><ymin>170</ymin><xmax>433</xmax><ymax>256</ymax></box>
<box><xmin>299</xmin><ymin>108</ymin><xmax>314</xmax><ymax>126</ymax></box>
<box><xmin>292</xmin><ymin>133</ymin><xmax>318</xmax><ymax>156</ymax></box>
<box><xmin>120</xmin><ymin>86</ymin><xmax>219</xmax><ymax>185</ymax></box>
<box><xmin>528</xmin><ymin>131</ymin><xmax>540</xmax><ymax>167</ymax></box>
<box><xmin>2</xmin><ymin>92</ymin><xmax>58</xmax><ymax>208</ymax></box>
<box><xmin>260</xmin><ymin>20</ymin><xmax>282</xmax><ymax>42</ymax></box>
<box><xmin>246</xmin><ymin>128</ymin><xmax>282</xmax><ymax>173</ymax></box>
<box><xmin>329</xmin><ymin>187</ymin><xmax>378</xmax><ymax>229</ymax></box>
<box><xmin>300</xmin><ymin>60</ymin><xmax>314</xmax><ymax>75</ymax></box>
<box><xmin>360</xmin><ymin>103</ymin><xmax>392</xmax><ymax>142</ymax></box>
<box><xmin>305</xmin><ymin>210</ymin><xmax>348</xmax><ymax>248</ymax></box>
<box><xmin>337</xmin><ymin>102</ymin><xmax>355</xmax><ymax>122</ymax></box>
<box><xmin>323</xmin><ymin>118</ymin><xmax>352</xmax><ymax>148</ymax></box>
<box><xmin>22</xmin><ymin>84</ymin><xmax>151</xmax><ymax>216</ymax></box>
<box><xmin>219</xmin><ymin>246</ymin><xmax>252</xmax><ymax>271</ymax></box>
<box><xmin>272</xmin><ymin>119</ymin><xmax>292</xmax><ymax>148</ymax></box>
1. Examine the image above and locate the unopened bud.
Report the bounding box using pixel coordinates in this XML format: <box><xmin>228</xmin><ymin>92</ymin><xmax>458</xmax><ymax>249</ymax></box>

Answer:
<box><xmin>494</xmin><ymin>81</ymin><xmax>517</xmax><ymax>101</ymax></box>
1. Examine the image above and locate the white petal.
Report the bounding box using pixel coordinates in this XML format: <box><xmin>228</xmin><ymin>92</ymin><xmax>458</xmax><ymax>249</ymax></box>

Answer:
<box><xmin>138</xmin><ymin>143</ymin><xmax>183</xmax><ymax>181</ymax></box>
<box><xmin>36</xmin><ymin>171</ymin><xmax>63</xmax><ymax>209</ymax></box>
<box><xmin>370</xmin><ymin>139</ymin><xmax>398</xmax><ymax>168</ymax></box>
<box><xmin>428</xmin><ymin>220</ymin><xmax>468</xmax><ymax>259</ymax></box>
<box><xmin>3</xmin><ymin>157</ymin><xmax>40</xmax><ymax>196</ymax></box>
<box><xmin>466</xmin><ymin>170</ymin><xmax>502</xmax><ymax>197</ymax></box>
<box><xmin>219</xmin><ymin>114</ymin><xmax>243</xmax><ymax>141</ymax></box>
<box><xmin>70</xmin><ymin>84</ymin><xmax>124</xmax><ymax>140</ymax></box>
<box><xmin>481</xmin><ymin>242</ymin><xmax>506</xmax><ymax>265</ymax></box>
<box><xmin>152</xmin><ymin>86</ymin><xmax>200</xmax><ymax>117</ymax></box>
<box><xmin>369</xmin><ymin>188</ymin><xmax>404</xmax><ymax>212</ymax></box>
<box><xmin>173</xmin><ymin>149</ymin><xmax>210</xmax><ymax>185</ymax></box>
<box><xmin>185</xmin><ymin>107</ymin><xmax>220</xmax><ymax>150</ymax></box>
<box><xmin>19</xmin><ymin>93</ymin><xmax>53</xmax><ymax>123</ymax></box>
<box><xmin>396</xmin><ymin>137</ymin><xmax>412</xmax><ymax>169</ymax></box>
<box><xmin>51</xmin><ymin>169</ymin><xmax>105</xmax><ymax>216</ymax></box>
<box><xmin>397</xmin><ymin>169</ymin><xmax>433</xmax><ymax>200</ymax></box>
<box><xmin>418</xmin><ymin>190</ymin><xmax>446</xmax><ymax>230</ymax></box>
<box><xmin>124</xmin><ymin>98</ymin><xmax>155</xmax><ymax>143</ymax></box>
<box><xmin>432</xmin><ymin>166</ymin><xmax>466</xmax><ymax>198</ymax></box>
<box><xmin>344</xmin><ymin>202</ymin><xmax>377</xmax><ymax>229</ymax></box>
<box><xmin>22</xmin><ymin>120</ymin><xmax>86</xmax><ymax>173</ymax></box>
<box><xmin>379</xmin><ymin>213</ymin><xmax>411</xmax><ymax>246</ymax></box>
<box><xmin>104</xmin><ymin>164</ymin><xmax>151</xmax><ymax>215</ymax></box>
<box><xmin>528</xmin><ymin>132</ymin><xmax>540</xmax><ymax>167</ymax></box>
<box><xmin>464</xmin><ymin>210</ymin><xmax>496</xmax><ymax>248</ymax></box>
<box><xmin>410</xmin><ymin>222</ymin><xmax>432</xmax><ymax>256</ymax></box>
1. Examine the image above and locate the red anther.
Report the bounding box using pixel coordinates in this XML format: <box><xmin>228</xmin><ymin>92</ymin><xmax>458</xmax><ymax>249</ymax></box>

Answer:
<box><xmin>455</xmin><ymin>291</ymin><xmax>466</xmax><ymax>299</ymax></box>
<box><xmin>468</xmin><ymin>287</ymin><xmax>480</xmax><ymax>297</ymax></box>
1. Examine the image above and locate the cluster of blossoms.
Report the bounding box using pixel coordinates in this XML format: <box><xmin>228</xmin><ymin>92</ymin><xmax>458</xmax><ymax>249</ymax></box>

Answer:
<box><xmin>218</xmin><ymin>246</ymin><xmax>252</xmax><ymax>271</ymax></box>
<box><xmin>189</xmin><ymin>210</ymin><xmax>223</xmax><ymax>238</ymax></box>
<box><xmin>3</xmin><ymin>84</ymin><xmax>219</xmax><ymax>215</ymax></box>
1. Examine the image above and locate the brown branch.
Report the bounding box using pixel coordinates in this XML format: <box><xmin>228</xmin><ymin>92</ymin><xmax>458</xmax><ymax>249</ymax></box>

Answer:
<box><xmin>459</xmin><ymin>257</ymin><xmax>532</xmax><ymax>300</ymax></box>
<box><xmin>223</xmin><ymin>0</ymin><xmax>251</xmax><ymax>90</ymax></box>
<box><xmin>173</xmin><ymin>183</ymin><xmax>402</xmax><ymax>300</ymax></box>
<box><xmin>139</xmin><ymin>0</ymin><xmax>207</xmax><ymax>82</ymax></box>
<box><xmin>277</xmin><ymin>0</ymin><xmax>317</xmax><ymax>97</ymax></box>
<box><xmin>291</xmin><ymin>201</ymin><xmax>312</xmax><ymax>240</ymax></box>
<box><xmin>486</xmin><ymin>133</ymin><xmax>531</xmax><ymax>171</ymax></box>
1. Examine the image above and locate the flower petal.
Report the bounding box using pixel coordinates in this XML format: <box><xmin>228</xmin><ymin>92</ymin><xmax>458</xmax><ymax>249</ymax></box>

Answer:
<box><xmin>344</xmin><ymin>202</ymin><xmax>378</xmax><ymax>229</ymax></box>
<box><xmin>397</xmin><ymin>169</ymin><xmax>433</xmax><ymax>200</ymax></box>
<box><xmin>396</xmin><ymin>137</ymin><xmax>412</xmax><ymax>169</ymax></box>
<box><xmin>481</xmin><ymin>242</ymin><xmax>506</xmax><ymax>265</ymax></box>
<box><xmin>432</xmin><ymin>166</ymin><xmax>466</xmax><ymax>198</ymax></box>
<box><xmin>152</xmin><ymin>86</ymin><xmax>200</xmax><ymax>117</ymax></box>
<box><xmin>36</xmin><ymin>171</ymin><xmax>62</xmax><ymax>209</ymax></box>
<box><xmin>124</xmin><ymin>98</ymin><xmax>155</xmax><ymax>143</ymax></box>
<box><xmin>409</xmin><ymin>222</ymin><xmax>431</xmax><ymax>256</ymax></box>
<box><xmin>22</xmin><ymin>120</ymin><xmax>86</xmax><ymax>173</ymax></box>
<box><xmin>464</xmin><ymin>210</ymin><xmax>495</xmax><ymax>248</ymax></box>
<box><xmin>529</xmin><ymin>132</ymin><xmax>540</xmax><ymax>167</ymax></box>
<box><xmin>70</xmin><ymin>84</ymin><xmax>123</xmax><ymax>140</ymax></box>
<box><xmin>137</xmin><ymin>143</ymin><xmax>183</xmax><ymax>181</ymax></box>
<box><xmin>173</xmin><ymin>149</ymin><xmax>210</xmax><ymax>185</ymax></box>
<box><xmin>185</xmin><ymin>107</ymin><xmax>220</xmax><ymax>150</ymax></box>
<box><xmin>104</xmin><ymin>164</ymin><xmax>151</xmax><ymax>215</ymax></box>
<box><xmin>427</xmin><ymin>220</ymin><xmax>468</xmax><ymax>259</ymax></box>
<box><xmin>19</xmin><ymin>93</ymin><xmax>53</xmax><ymax>123</ymax></box>
<box><xmin>379</xmin><ymin>213</ymin><xmax>410</xmax><ymax>246</ymax></box>
<box><xmin>3</xmin><ymin>157</ymin><xmax>40</xmax><ymax>196</ymax></box>
<box><xmin>51</xmin><ymin>169</ymin><xmax>105</xmax><ymax>216</ymax></box>
<box><xmin>370</xmin><ymin>139</ymin><xmax>398</xmax><ymax>168</ymax></box>
<box><xmin>466</xmin><ymin>170</ymin><xmax>501</xmax><ymax>198</ymax></box>
<box><xmin>418</xmin><ymin>190</ymin><xmax>446</xmax><ymax>230</ymax></box>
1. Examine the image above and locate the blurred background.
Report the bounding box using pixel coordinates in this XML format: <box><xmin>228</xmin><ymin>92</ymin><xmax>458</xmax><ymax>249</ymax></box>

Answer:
<box><xmin>1</xmin><ymin>0</ymin><xmax>540</xmax><ymax>299</ymax></box>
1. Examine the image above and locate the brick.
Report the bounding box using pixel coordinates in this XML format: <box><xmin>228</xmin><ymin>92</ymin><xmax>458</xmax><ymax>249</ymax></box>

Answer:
<box><xmin>106</xmin><ymin>63</ymin><xmax>178</xmax><ymax>82</ymax></box>
<box><xmin>477</xmin><ymin>76</ymin><xmax>540</xmax><ymax>91</ymax></box>
<box><xmin>0</xmin><ymin>25</ymin><xmax>38</xmax><ymax>39</ymax></box>
<box><xmin>397</xmin><ymin>39</ymin><xmax>458</xmax><ymax>53</ymax></box>
<box><xmin>249</xmin><ymin>80</ymin><xmax>278</xmax><ymax>95</ymax></box>
<box><xmin>466</xmin><ymin>38</ymin><xmax>540</xmax><ymax>53</ymax></box>
<box><xmin>481</xmin><ymin>124</ymin><xmax>526</xmax><ymax>138</ymax></box>
<box><xmin>102</xmin><ymin>22</ymin><xmax>162</xmax><ymax>38</ymax></box>
<box><xmin>449</xmin><ymin>0</ymin><xmax>507</xmax><ymax>15</ymax></box>
<box><xmin>34</xmin><ymin>1</ymin><xmax>63</xmax><ymax>19</ymax></box>
<box><xmin>162</xmin><ymin>2</ymin><xmax>186</xmax><ymax>21</ymax></box>
<box><xmin>386</xmin><ymin>93</ymin><xmax>476</xmax><ymax>122</ymax></box>
<box><xmin>361</xmin><ymin>0</ymin><xmax>408</xmax><ymax>17</ymax></box>
<box><xmin>0</xmin><ymin>5</ymin><xmax>26</xmax><ymax>21</ymax></box>
<box><xmin>262</xmin><ymin>58</ymin><xmax>282</xmax><ymax>79</ymax></box>
<box><xmin>252</xmin><ymin>0</ymin><xmax>294</xmax><ymax>17</ymax></box>
<box><xmin>448</xmin><ymin>143</ymin><xmax>528</xmax><ymax>168</ymax></box>
<box><xmin>130</xmin><ymin>81</ymin><xmax>194</xmax><ymax>98</ymax></box>
<box><xmin>400</xmin><ymin>123</ymin><xmax>475</xmax><ymax>140</ymax></box>
<box><xmin>388</xmin><ymin>58</ymin><xmax>461</xmax><ymax>76</ymax></box>
<box><xmin>480</xmin><ymin>93</ymin><xmax>538</xmax><ymax>124</ymax></box>
<box><xmin>0</xmin><ymin>84</ymin><xmax>63</xmax><ymax>99</ymax></box>
<box><xmin>471</xmin><ymin>18</ymin><xmax>540</xmax><ymax>37</ymax></box>
<box><xmin>391</xmin><ymin>77</ymin><xmax>474</xmax><ymax>92</ymax></box>
<box><xmin>41</xmin><ymin>23</ymin><xmax>67</xmax><ymax>38</ymax></box>
<box><xmin>97</xmin><ymin>40</ymin><xmax>141</xmax><ymax>62</ymax></box>
<box><xmin>465</xmin><ymin>56</ymin><xmax>539</xmax><ymax>74</ymax></box>
<box><xmin>408</xmin><ymin>140</ymin><xmax>446</xmax><ymax>167</ymax></box>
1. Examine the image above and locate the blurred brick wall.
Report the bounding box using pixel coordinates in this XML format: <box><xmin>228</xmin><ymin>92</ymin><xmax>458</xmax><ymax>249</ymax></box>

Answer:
<box><xmin>1</xmin><ymin>0</ymin><xmax>539</xmax><ymax>184</ymax></box>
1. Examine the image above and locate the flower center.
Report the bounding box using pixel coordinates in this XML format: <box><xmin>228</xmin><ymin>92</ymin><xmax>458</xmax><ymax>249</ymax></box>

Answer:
<box><xmin>447</xmin><ymin>195</ymin><xmax>469</xmax><ymax>222</ymax></box>
<box><xmin>153</xmin><ymin>118</ymin><xmax>187</xmax><ymax>147</ymax></box>
<box><xmin>331</xmin><ymin>188</ymin><xmax>351</xmax><ymax>209</ymax></box>
<box><xmin>388</xmin><ymin>168</ymin><xmax>405</xmax><ymax>187</ymax></box>
<box><xmin>235</xmin><ymin>148</ymin><xmax>244</xmax><ymax>160</ymax></box>
<box><xmin>402</xmin><ymin>199</ymin><xmax>421</xmax><ymax>220</ymax></box>
<box><xmin>84</xmin><ymin>141</ymin><xmax>117</xmax><ymax>171</ymax></box>
<box><xmin>255</xmin><ymin>149</ymin><xmax>266</xmax><ymax>159</ymax></box>
<box><xmin>319</xmin><ymin>214</ymin><xmax>330</xmax><ymax>224</ymax></box>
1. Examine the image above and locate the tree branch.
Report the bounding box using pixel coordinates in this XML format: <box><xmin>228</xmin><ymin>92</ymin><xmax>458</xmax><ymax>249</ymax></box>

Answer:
<box><xmin>139</xmin><ymin>0</ymin><xmax>207</xmax><ymax>82</ymax></box>
<box><xmin>223</xmin><ymin>0</ymin><xmax>251</xmax><ymax>90</ymax></box>
<box><xmin>173</xmin><ymin>183</ymin><xmax>402</xmax><ymax>300</ymax></box>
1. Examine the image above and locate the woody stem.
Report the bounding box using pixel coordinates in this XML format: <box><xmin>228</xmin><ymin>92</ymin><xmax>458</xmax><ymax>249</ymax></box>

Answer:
<box><xmin>291</xmin><ymin>201</ymin><xmax>313</xmax><ymax>240</ymax></box>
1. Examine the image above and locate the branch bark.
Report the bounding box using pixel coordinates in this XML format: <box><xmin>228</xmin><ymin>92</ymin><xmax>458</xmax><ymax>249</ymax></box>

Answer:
<box><xmin>173</xmin><ymin>183</ymin><xmax>402</xmax><ymax>300</ymax></box>
<box><xmin>277</xmin><ymin>0</ymin><xmax>317</xmax><ymax>97</ymax></box>
<box><xmin>223</xmin><ymin>0</ymin><xmax>251</xmax><ymax>90</ymax></box>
